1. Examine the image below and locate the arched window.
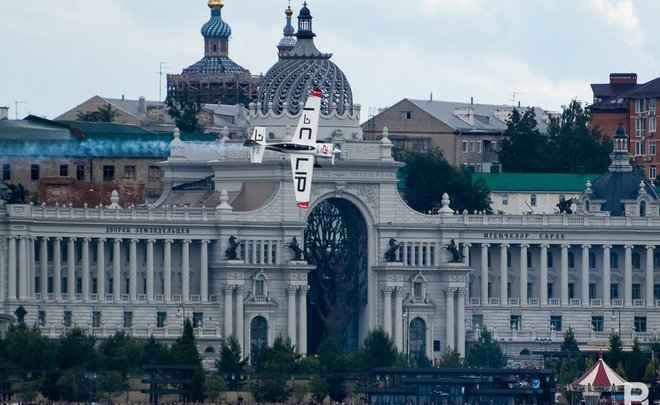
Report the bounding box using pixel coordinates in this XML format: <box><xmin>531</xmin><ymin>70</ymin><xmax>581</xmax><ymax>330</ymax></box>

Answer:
<box><xmin>204</xmin><ymin>346</ymin><xmax>215</xmax><ymax>353</ymax></box>
<box><xmin>520</xmin><ymin>348</ymin><xmax>531</xmax><ymax>356</ymax></box>
<box><xmin>610</xmin><ymin>251</ymin><xmax>619</xmax><ymax>269</ymax></box>
<box><xmin>568</xmin><ymin>252</ymin><xmax>575</xmax><ymax>269</ymax></box>
<box><xmin>250</xmin><ymin>316</ymin><xmax>268</xmax><ymax>365</ymax></box>
<box><xmin>254</xmin><ymin>273</ymin><xmax>267</xmax><ymax>297</ymax></box>
<box><xmin>640</xmin><ymin>201</ymin><xmax>647</xmax><ymax>217</ymax></box>
<box><xmin>408</xmin><ymin>317</ymin><xmax>427</xmax><ymax>362</ymax></box>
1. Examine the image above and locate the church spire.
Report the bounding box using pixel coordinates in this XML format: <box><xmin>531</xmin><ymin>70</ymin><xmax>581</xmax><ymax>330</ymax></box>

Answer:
<box><xmin>277</xmin><ymin>3</ymin><xmax>296</xmax><ymax>58</ymax></box>
<box><xmin>609</xmin><ymin>122</ymin><xmax>633</xmax><ymax>172</ymax></box>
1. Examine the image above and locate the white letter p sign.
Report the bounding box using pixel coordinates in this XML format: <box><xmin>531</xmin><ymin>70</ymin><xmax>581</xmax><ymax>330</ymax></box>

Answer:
<box><xmin>624</xmin><ymin>382</ymin><xmax>649</xmax><ymax>405</ymax></box>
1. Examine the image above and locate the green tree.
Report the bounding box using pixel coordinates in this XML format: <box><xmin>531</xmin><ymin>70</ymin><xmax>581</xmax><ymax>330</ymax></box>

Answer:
<box><xmin>96</xmin><ymin>371</ymin><xmax>128</xmax><ymax>404</ymax></box>
<box><xmin>142</xmin><ymin>335</ymin><xmax>171</xmax><ymax>365</ymax></box>
<box><xmin>498</xmin><ymin>108</ymin><xmax>549</xmax><ymax>172</ymax></box>
<box><xmin>558</xmin><ymin>356</ymin><xmax>579</xmax><ymax>385</ymax></box>
<box><xmin>56</xmin><ymin>368</ymin><xmax>86</xmax><ymax>402</ymax></box>
<box><xmin>625</xmin><ymin>338</ymin><xmax>646</xmax><ymax>382</ymax></box>
<box><xmin>437</xmin><ymin>347</ymin><xmax>464</xmax><ymax>368</ymax></box>
<box><xmin>605</xmin><ymin>332</ymin><xmax>624</xmax><ymax>372</ymax></box>
<box><xmin>56</xmin><ymin>327</ymin><xmax>97</xmax><ymax>371</ymax></box>
<box><xmin>215</xmin><ymin>335</ymin><xmax>247</xmax><ymax>375</ymax></box>
<box><xmin>203</xmin><ymin>375</ymin><xmax>228</xmax><ymax>402</ymax></box>
<box><xmin>76</xmin><ymin>103</ymin><xmax>119</xmax><ymax>122</ymax></box>
<box><xmin>251</xmin><ymin>336</ymin><xmax>296</xmax><ymax>403</ymax></box>
<box><xmin>465</xmin><ymin>328</ymin><xmax>507</xmax><ymax>368</ymax></box>
<box><xmin>398</xmin><ymin>149</ymin><xmax>492</xmax><ymax>214</ymax></box>
<box><xmin>98</xmin><ymin>331</ymin><xmax>144</xmax><ymax>373</ymax></box>
<box><xmin>166</xmin><ymin>92</ymin><xmax>205</xmax><ymax>133</ymax></box>
<box><xmin>5</xmin><ymin>323</ymin><xmax>55</xmax><ymax>374</ymax></box>
<box><xmin>561</xmin><ymin>326</ymin><xmax>580</xmax><ymax>353</ymax></box>
<box><xmin>355</xmin><ymin>328</ymin><xmax>399</xmax><ymax>371</ymax></box>
<box><xmin>547</xmin><ymin>100</ymin><xmax>611</xmax><ymax>173</ymax></box>
<box><xmin>170</xmin><ymin>319</ymin><xmax>205</xmax><ymax>402</ymax></box>
<box><xmin>309</xmin><ymin>374</ymin><xmax>328</xmax><ymax>403</ymax></box>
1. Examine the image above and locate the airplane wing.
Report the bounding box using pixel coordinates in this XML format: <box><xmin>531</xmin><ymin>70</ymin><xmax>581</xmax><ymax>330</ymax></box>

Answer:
<box><xmin>290</xmin><ymin>153</ymin><xmax>314</xmax><ymax>209</ymax></box>
<box><xmin>292</xmin><ymin>88</ymin><xmax>322</xmax><ymax>147</ymax></box>
<box><xmin>248</xmin><ymin>127</ymin><xmax>266</xmax><ymax>163</ymax></box>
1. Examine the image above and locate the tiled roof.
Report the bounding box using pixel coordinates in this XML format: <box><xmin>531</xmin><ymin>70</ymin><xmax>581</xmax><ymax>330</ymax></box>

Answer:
<box><xmin>182</xmin><ymin>56</ymin><xmax>249</xmax><ymax>75</ymax></box>
<box><xmin>407</xmin><ymin>99</ymin><xmax>551</xmax><ymax>133</ymax></box>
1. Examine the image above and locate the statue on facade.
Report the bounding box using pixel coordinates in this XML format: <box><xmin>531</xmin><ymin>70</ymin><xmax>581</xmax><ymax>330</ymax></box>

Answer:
<box><xmin>445</xmin><ymin>239</ymin><xmax>464</xmax><ymax>263</ymax></box>
<box><xmin>14</xmin><ymin>305</ymin><xmax>26</xmax><ymax>324</ymax></box>
<box><xmin>225</xmin><ymin>235</ymin><xmax>244</xmax><ymax>260</ymax></box>
<box><xmin>557</xmin><ymin>197</ymin><xmax>574</xmax><ymax>214</ymax></box>
<box><xmin>285</xmin><ymin>237</ymin><xmax>305</xmax><ymax>261</ymax></box>
<box><xmin>384</xmin><ymin>238</ymin><xmax>402</xmax><ymax>262</ymax></box>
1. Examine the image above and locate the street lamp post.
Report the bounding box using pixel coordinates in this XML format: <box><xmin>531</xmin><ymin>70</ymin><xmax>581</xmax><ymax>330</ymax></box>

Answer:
<box><xmin>535</xmin><ymin>337</ymin><xmax>551</xmax><ymax>368</ymax></box>
<box><xmin>612</xmin><ymin>307</ymin><xmax>621</xmax><ymax>336</ymax></box>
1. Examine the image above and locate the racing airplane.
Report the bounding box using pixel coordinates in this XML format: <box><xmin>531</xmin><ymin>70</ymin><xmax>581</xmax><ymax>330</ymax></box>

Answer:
<box><xmin>243</xmin><ymin>88</ymin><xmax>341</xmax><ymax>208</ymax></box>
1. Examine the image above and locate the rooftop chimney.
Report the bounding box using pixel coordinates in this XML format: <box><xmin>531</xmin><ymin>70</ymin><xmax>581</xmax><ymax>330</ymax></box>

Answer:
<box><xmin>0</xmin><ymin>107</ymin><xmax>8</xmax><ymax>120</ymax></box>
<box><xmin>609</xmin><ymin>73</ymin><xmax>637</xmax><ymax>85</ymax></box>
<box><xmin>138</xmin><ymin>96</ymin><xmax>146</xmax><ymax>113</ymax></box>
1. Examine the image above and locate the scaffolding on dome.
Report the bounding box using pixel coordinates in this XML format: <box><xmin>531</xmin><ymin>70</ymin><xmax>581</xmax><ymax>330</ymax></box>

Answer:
<box><xmin>166</xmin><ymin>72</ymin><xmax>262</xmax><ymax>106</ymax></box>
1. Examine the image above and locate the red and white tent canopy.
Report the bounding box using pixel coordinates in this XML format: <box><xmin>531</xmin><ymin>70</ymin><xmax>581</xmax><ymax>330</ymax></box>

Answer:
<box><xmin>570</xmin><ymin>353</ymin><xmax>628</xmax><ymax>390</ymax></box>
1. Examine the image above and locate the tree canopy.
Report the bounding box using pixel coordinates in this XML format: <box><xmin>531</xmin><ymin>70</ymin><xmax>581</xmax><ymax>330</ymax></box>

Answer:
<box><xmin>76</xmin><ymin>103</ymin><xmax>119</xmax><ymax>122</ymax></box>
<box><xmin>465</xmin><ymin>328</ymin><xmax>507</xmax><ymax>368</ymax></box>
<box><xmin>166</xmin><ymin>91</ymin><xmax>205</xmax><ymax>133</ymax></box>
<box><xmin>498</xmin><ymin>101</ymin><xmax>612</xmax><ymax>174</ymax></box>
<box><xmin>398</xmin><ymin>149</ymin><xmax>492</xmax><ymax>214</ymax></box>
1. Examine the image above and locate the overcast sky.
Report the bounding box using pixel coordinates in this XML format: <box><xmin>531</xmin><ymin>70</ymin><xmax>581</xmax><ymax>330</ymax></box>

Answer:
<box><xmin>1</xmin><ymin>0</ymin><xmax>658</xmax><ymax>121</ymax></box>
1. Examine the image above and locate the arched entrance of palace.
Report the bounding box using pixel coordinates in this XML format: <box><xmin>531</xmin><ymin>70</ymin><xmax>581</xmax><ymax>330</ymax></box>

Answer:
<box><xmin>304</xmin><ymin>198</ymin><xmax>368</xmax><ymax>354</ymax></box>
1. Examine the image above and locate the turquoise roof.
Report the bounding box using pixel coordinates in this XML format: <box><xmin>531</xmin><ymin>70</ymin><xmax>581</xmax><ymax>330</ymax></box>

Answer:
<box><xmin>475</xmin><ymin>173</ymin><xmax>599</xmax><ymax>192</ymax></box>
<box><xmin>182</xmin><ymin>56</ymin><xmax>248</xmax><ymax>75</ymax></box>
<box><xmin>201</xmin><ymin>9</ymin><xmax>231</xmax><ymax>39</ymax></box>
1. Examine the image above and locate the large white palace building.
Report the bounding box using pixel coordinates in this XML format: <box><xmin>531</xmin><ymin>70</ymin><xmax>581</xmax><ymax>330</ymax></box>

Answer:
<box><xmin>1</xmin><ymin>2</ymin><xmax>659</xmax><ymax>366</ymax></box>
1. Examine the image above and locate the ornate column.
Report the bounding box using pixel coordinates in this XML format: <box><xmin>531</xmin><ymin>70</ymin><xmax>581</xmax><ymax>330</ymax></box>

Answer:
<box><xmin>456</xmin><ymin>288</ymin><xmax>466</xmax><ymax>357</ymax></box>
<box><xmin>647</xmin><ymin>245</ymin><xmax>655</xmax><ymax>307</ymax></box>
<box><xmin>97</xmin><ymin>238</ymin><xmax>106</xmax><ymax>300</ymax></box>
<box><xmin>287</xmin><ymin>286</ymin><xmax>297</xmax><ymax>347</ymax></box>
<box><xmin>383</xmin><ymin>287</ymin><xmax>393</xmax><ymax>337</ymax></box>
<box><xmin>519</xmin><ymin>244</ymin><xmax>528</xmax><ymax>305</ymax></box>
<box><xmin>53</xmin><ymin>238</ymin><xmax>61</xmax><ymax>301</ymax></box>
<box><xmin>481</xmin><ymin>243</ymin><xmax>490</xmax><ymax>305</ymax></box>
<box><xmin>7</xmin><ymin>237</ymin><xmax>16</xmax><ymax>300</ymax></box>
<box><xmin>581</xmin><ymin>245</ymin><xmax>590</xmax><ymax>306</ymax></box>
<box><xmin>182</xmin><ymin>240</ymin><xmax>190</xmax><ymax>302</ymax></box>
<box><xmin>445</xmin><ymin>288</ymin><xmax>455</xmax><ymax>349</ymax></box>
<box><xmin>163</xmin><ymin>240</ymin><xmax>172</xmax><ymax>301</ymax></box>
<box><xmin>67</xmin><ymin>237</ymin><xmax>76</xmax><ymax>301</ymax></box>
<box><xmin>462</xmin><ymin>243</ymin><xmax>471</xmax><ymax>266</ymax></box>
<box><xmin>146</xmin><ymin>239</ymin><xmax>155</xmax><ymax>302</ymax></box>
<box><xmin>299</xmin><ymin>286</ymin><xmax>308</xmax><ymax>355</ymax></box>
<box><xmin>624</xmin><ymin>245</ymin><xmax>633</xmax><ymax>307</ymax></box>
<box><xmin>224</xmin><ymin>285</ymin><xmax>234</xmax><ymax>338</ymax></box>
<box><xmin>0</xmin><ymin>238</ymin><xmax>6</xmax><ymax>302</ymax></box>
<box><xmin>540</xmin><ymin>244</ymin><xmax>549</xmax><ymax>305</ymax></box>
<box><xmin>500</xmin><ymin>244</ymin><xmax>509</xmax><ymax>305</ymax></box>
<box><xmin>113</xmin><ymin>239</ymin><xmax>121</xmax><ymax>301</ymax></box>
<box><xmin>40</xmin><ymin>237</ymin><xmax>48</xmax><ymax>300</ymax></box>
<box><xmin>82</xmin><ymin>238</ymin><xmax>90</xmax><ymax>301</ymax></box>
<box><xmin>394</xmin><ymin>287</ymin><xmax>403</xmax><ymax>351</ymax></box>
<box><xmin>561</xmin><ymin>244</ymin><xmax>569</xmax><ymax>306</ymax></box>
<box><xmin>18</xmin><ymin>236</ymin><xmax>27</xmax><ymax>300</ymax></box>
<box><xmin>603</xmin><ymin>245</ymin><xmax>611</xmax><ymax>305</ymax></box>
<box><xmin>200</xmin><ymin>240</ymin><xmax>209</xmax><ymax>302</ymax></box>
<box><xmin>236</xmin><ymin>286</ymin><xmax>245</xmax><ymax>351</ymax></box>
<box><xmin>129</xmin><ymin>239</ymin><xmax>138</xmax><ymax>301</ymax></box>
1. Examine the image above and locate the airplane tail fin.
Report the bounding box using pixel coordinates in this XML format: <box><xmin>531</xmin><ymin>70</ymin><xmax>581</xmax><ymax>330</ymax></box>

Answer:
<box><xmin>248</xmin><ymin>126</ymin><xmax>266</xmax><ymax>163</ymax></box>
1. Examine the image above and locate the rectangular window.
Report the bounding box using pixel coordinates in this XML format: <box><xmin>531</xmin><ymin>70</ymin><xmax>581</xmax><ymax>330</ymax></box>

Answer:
<box><xmin>530</xmin><ymin>194</ymin><xmax>537</xmax><ymax>207</ymax></box>
<box><xmin>37</xmin><ymin>310</ymin><xmax>46</xmax><ymax>326</ymax></box>
<box><xmin>413</xmin><ymin>281</ymin><xmax>423</xmax><ymax>298</ymax></box>
<box><xmin>550</xmin><ymin>315</ymin><xmax>562</xmax><ymax>332</ymax></box>
<box><xmin>592</xmin><ymin>315</ymin><xmax>604</xmax><ymax>332</ymax></box>
<box><xmin>92</xmin><ymin>311</ymin><xmax>101</xmax><ymax>328</ymax></box>
<box><xmin>255</xmin><ymin>279</ymin><xmax>265</xmax><ymax>296</ymax></box>
<box><xmin>510</xmin><ymin>315</ymin><xmax>522</xmax><ymax>331</ymax></box>
<box><xmin>655</xmin><ymin>284</ymin><xmax>660</xmax><ymax>300</ymax></box>
<box><xmin>123</xmin><ymin>311</ymin><xmax>133</xmax><ymax>328</ymax></box>
<box><xmin>636</xmin><ymin>99</ymin><xmax>646</xmax><ymax>113</ymax></box>
<box><xmin>76</xmin><ymin>277</ymin><xmax>82</xmax><ymax>294</ymax></box>
<box><xmin>124</xmin><ymin>165</ymin><xmax>136</xmax><ymax>180</ymax></box>
<box><xmin>635</xmin><ymin>316</ymin><xmax>647</xmax><ymax>333</ymax></box>
<box><xmin>611</xmin><ymin>283</ymin><xmax>619</xmax><ymax>299</ymax></box>
<box><xmin>632</xmin><ymin>284</ymin><xmax>641</xmax><ymax>300</ymax></box>
<box><xmin>650</xmin><ymin>166</ymin><xmax>657</xmax><ymax>179</ymax></box>
<box><xmin>589</xmin><ymin>283</ymin><xmax>597</xmax><ymax>300</ymax></box>
<box><xmin>2</xmin><ymin>164</ymin><xmax>10</xmax><ymax>181</ymax></box>
<box><xmin>31</xmin><ymin>164</ymin><xmax>40</xmax><ymax>181</ymax></box>
<box><xmin>61</xmin><ymin>277</ymin><xmax>68</xmax><ymax>294</ymax></box>
<box><xmin>63</xmin><ymin>311</ymin><xmax>72</xmax><ymax>328</ymax></box>
<box><xmin>502</xmin><ymin>194</ymin><xmax>509</xmax><ymax>206</ymax></box>
<box><xmin>650</xmin><ymin>98</ymin><xmax>656</xmax><ymax>113</ymax></box>
<box><xmin>148</xmin><ymin>166</ymin><xmax>161</xmax><ymax>182</ymax></box>
<box><xmin>547</xmin><ymin>283</ymin><xmax>554</xmax><ymax>299</ymax></box>
<box><xmin>102</xmin><ymin>165</ymin><xmax>115</xmax><ymax>181</ymax></box>
<box><xmin>477</xmin><ymin>141</ymin><xmax>482</xmax><ymax>153</ymax></box>
<box><xmin>401</xmin><ymin>111</ymin><xmax>412</xmax><ymax>120</ymax></box>
<box><xmin>76</xmin><ymin>164</ymin><xmax>85</xmax><ymax>180</ymax></box>
<box><xmin>59</xmin><ymin>164</ymin><xmax>68</xmax><ymax>177</ymax></box>
<box><xmin>462</xmin><ymin>141</ymin><xmax>469</xmax><ymax>153</ymax></box>
<box><xmin>636</xmin><ymin>118</ymin><xmax>646</xmax><ymax>138</ymax></box>
<box><xmin>635</xmin><ymin>141</ymin><xmax>644</xmax><ymax>155</ymax></box>
<box><xmin>472</xmin><ymin>314</ymin><xmax>483</xmax><ymax>329</ymax></box>
<box><xmin>568</xmin><ymin>283</ymin><xmax>575</xmax><ymax>299</ymax></box>
<box><xmin>192</xmin><ymin>312</ymin><xmax>203</xmax><ymax>328</ymax></box>
<box><xmin>470</xmin><ymin>141</ymin><xmax>476</xmax><ymax>152</ymax></box>
<box><xmin>156</xmin><ymin>312</ymin><xmax>167</xmax><ymax>328</ymax></box>
<box><xmin>651</xmin><ymin>118</ymin><xmax>657</xmax><ymax>133</ymax></box>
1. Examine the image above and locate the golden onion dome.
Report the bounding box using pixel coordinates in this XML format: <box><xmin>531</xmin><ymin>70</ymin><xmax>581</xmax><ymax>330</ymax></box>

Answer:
<box><xmin>208</xmin><ymin>0</ymin><xmax>224</xmax><ymax>9</ymax></box>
